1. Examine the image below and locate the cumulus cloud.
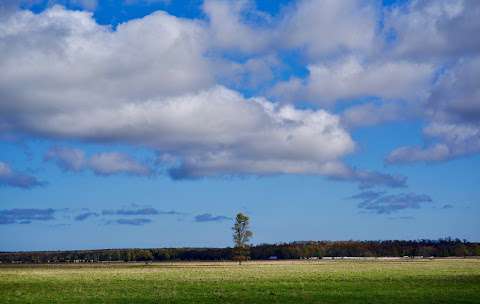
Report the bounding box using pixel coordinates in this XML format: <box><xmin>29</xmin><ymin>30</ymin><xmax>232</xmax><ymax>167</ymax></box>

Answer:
<box><xmin>166</xmin><ymin>157</ymin><xmax>406</xmax><ymax>187</ymax></box>
<box><xmin>341</xmin><ymin>101</ymin><xmax>415</xmax><ymax>129</ymax></box>
<box><xmin>28</xmin><ymin>71</ymin><xmax>379</xmax><ymax>183</ymax></box>
<box><xmin>387</xmin><ymin>121</ymin><xmax>480</xmax><ymax>164</ymax></box>
<box><xmin>0</xmin><ymin>6</ymin><xmax>212</xmax><ymax>122</ymax></box>
<box><xmin>270</xmin><ymin>57</ymin><xmax>433</xmax><ymax>107</ymax></box>
<box><xmin>349</xmin><ymin>191</ymin><xmax>433</xmax><ymax>214</ymax></box>
<box><xmin>0</xmin><ymin>208</ymin><xmax>56</xmax><ymax>224</ymax></box>
<box><xmin>387</xmin><ymin>57</ymin><xmax>480</xmax><ymax>164</ymax></box>
<box><xmin>0</xmin><ymin>8</ymin><xmax>348</xmax><ymax>172</ymax></box>
<box><xmin>203</xmin><ymin>0</ymin><xmax>273</xmax><ymax>54</ymax></box>
<box><xmin>426</xmin><ymin>58</ymin><xmax>480</xmax><ymax>124</ymax></box>
<box><xmin>385</xmin><ymin>0</ymin><xmax>480</xmax><ymax>60</ymax></box>
<box><xmin>0</xmin><ymin>6</ymin><xmax>408</xmax><ymax>187</ymax></box>
<box><xmin>194</xmin><ymin>213</ymin><xmax>231</xmax><ymax>223</ymax></box>
<box><xmin>215</xmin><ymin>55</ymin><xmax>281</xmax><ymax>90</ymax></box>
<box><xmin>89</xmin><ymin>153</ymin><xmax>151</xmax><ymax>176</ymax></box>
<box><xmin>203</xmin><ymin>0</ymin><xmax>379</xmax><ymax>59</ymax></box>
<box><xmin>45</xmin><ymin>147</ymin><xmax>152</xmax><ymax>176</ymax></box>
<box><xmin>0</xmin><ymin>161</ymin><xmax>45</xmax><ymax>188</ymax></box>
<box><xmin>279</xmin><ymin>0</ymin><xmax>377</xmax><ymax>59</ymax></box>
<box><xmin>268</xmin><ymin>0</ymin><xmax>479</xmax><ymax>135</ymax></box>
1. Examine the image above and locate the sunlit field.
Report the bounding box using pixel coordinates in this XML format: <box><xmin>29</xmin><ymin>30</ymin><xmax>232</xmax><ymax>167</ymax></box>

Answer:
<box><xmin>1</xmin><ymin>259</ymin><xmax>479</xmax><ymax>303</ymax></box>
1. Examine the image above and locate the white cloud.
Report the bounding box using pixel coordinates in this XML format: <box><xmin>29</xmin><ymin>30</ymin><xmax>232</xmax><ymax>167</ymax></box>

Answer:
<box><xmin>203</xmin><ymin>0</ymin><xmax>273</xmax><ymax>54</ymax></box>
<box><xmin>0</xmin><ymin>6</ymin><xmax>407</xmax><ymax>187</ymax></box>
<box><xmin>386</xmin><ymin>143</ymin><xmax>451</xmax><ymax>164</ymax></box>
<box><xmin>89</xmin><ymin>152</ymin><xmax>151</xmax><ymax>176</ymax></box>
<box><xmin>385</xmin><ymin>0</ymin><xmax>480</xmax><ymax>60</ymax></box>
<box><xmin>383</xmin><ymin>0</ymin><xmax>480</xmax><ymax>164</ymax></box>
<box><xmin>0</xmin><ymin>6</ymin><xmax>213</xmax><ymax>119</ymax></box>
<box><xmin>306</xmin><ymin>57</ymin><xmax>431</xmax><ymax>104</ymax></box>
<box><xmin>202</xmin><ymin>0</ymin><xmax>379</xmax><ymax>59</ymax></box>
<box><xmin>387</xmin><ymin>122</ymin><xmax>480</xmax><ymax>164</ymax></box>
<box><xmin>28</xmin><ymin>86</ymin><xmax>355</xmax><ymax>165</ymax></box>
<box><xmin>280</xmin><ymin>0</ymin><xmax>377</xmax><ymax>59</ymax></box>
<box><xmin>386</xmin><ymin>56</ymin><xmax>480</xmax><ymax>164</ymax></box>
<box><xmin>270</xmin><ymin>56</ymin><xmax>433</xmax><ymax>107</ymax></box>
<box><xmin>168</xmin><ymin>152</ymin><xmax>406</xmax><ymax>188</ymax></box>
<box><xmin>425</xmin><ymin>57</ymin><xmax>480</xmax><ymax>124</ymax></box>
<box><xmin>214</xmin><ymin>55</ymin><xmax>281</xmax><ymax>90</ymax></box>
<box><xmin>0</xmin><ymin>7</ymin><xmax>356</xmax><ymax>178</ymax></box>
<box><xmin>341</xmin><ymin>102</ymin><xmax>414</xmax><ymax>129</ymax></box>
<box><xmin>45</xmin><ymin>148</ymin><xmax>152</xmax><ymax>176</ymax></box>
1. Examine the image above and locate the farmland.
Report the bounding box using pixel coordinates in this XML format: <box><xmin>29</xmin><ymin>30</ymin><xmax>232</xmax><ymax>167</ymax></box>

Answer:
<box><xmin>1</xmin><ymin>259</ymin><xmax>479</xmax><ymax>303</ymax></box>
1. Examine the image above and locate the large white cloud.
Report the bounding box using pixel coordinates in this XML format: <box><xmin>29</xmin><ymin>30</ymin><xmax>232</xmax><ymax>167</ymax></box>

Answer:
<box><xmin>0</xmin><ymin>5</ymin><xmax>410</xmax><ymax>187</ymax></box>
<box><xmin>0</xmin><ymin>6</ymin><xmax>384</xmax><ymax>183</ymax></box>
<box><xmin>34</xmin><ymin>86</ymin><xmax>357</xmax><ymax>177</ymax></box>
<box><xmin>0</xmin><ymin>5</ymin><xmax>212</xmax><ymax>118</ymax></box>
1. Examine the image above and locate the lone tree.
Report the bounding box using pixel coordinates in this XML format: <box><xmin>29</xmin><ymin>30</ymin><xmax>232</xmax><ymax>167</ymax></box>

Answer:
<box><xmin>232</xmin><ymin>213</ymin><xmax>253</xmax><ymax>264</ymax></box>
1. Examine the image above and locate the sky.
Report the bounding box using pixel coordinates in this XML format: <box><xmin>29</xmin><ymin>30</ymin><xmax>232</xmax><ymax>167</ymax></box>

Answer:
<box><xmin>0</xmin><ymin>0</ymin><xmax>479</xmax><ymax>251</ymax></box>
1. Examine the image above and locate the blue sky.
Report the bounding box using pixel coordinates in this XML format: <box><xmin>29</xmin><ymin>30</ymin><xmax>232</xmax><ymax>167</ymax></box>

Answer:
<box><xmin>0</xmin><ymin>0</ymin><xmax>479</xmax><ymax>251</ymax></box>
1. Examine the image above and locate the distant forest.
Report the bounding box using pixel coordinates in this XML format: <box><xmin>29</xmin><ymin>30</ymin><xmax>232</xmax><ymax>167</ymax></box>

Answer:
<box><xmin>1</xmin><ymin>239</ymin><xmax>479</xmax><ymax>263</ymax></box>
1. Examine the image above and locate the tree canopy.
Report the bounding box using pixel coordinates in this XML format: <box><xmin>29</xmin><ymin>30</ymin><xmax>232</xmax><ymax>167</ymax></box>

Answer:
<box><xmin>232</xmin><ymin>213</ymin><xmax>253</xmax><ymax>263</ymax></box>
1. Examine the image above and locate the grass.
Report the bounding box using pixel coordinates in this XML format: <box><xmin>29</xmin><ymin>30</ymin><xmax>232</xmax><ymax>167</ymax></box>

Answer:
<box><xmin>0</xmin><ymin>259</ymin><xmax>479</xmax><ymax>303</ymax></box>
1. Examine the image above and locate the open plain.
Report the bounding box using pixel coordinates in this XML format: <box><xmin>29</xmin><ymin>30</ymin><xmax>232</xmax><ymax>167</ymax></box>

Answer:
<box><xmin>1</xmin><ymin>259</ymin><xmax>479</xmax><ymax>303</ymax></box>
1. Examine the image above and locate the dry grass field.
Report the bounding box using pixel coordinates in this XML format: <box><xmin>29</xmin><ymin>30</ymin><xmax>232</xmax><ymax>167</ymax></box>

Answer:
<box><xmin>1</xmin><ymin>259</ymin><xmax>479</xmax><ymax>303</ymax></box>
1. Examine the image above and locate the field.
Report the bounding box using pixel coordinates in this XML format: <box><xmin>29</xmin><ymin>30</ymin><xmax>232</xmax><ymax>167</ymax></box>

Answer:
<box><xmin>1</xmin><ymin>259</ymin><xmax>479</xmax><ymax>303</ymax></box>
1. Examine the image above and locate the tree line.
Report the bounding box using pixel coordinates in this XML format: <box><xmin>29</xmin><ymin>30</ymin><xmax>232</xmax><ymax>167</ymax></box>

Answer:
<box><xmin>1</xmin><ymin>238</ymin><xmax>478</xmax><ymax>264</ymax></box>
